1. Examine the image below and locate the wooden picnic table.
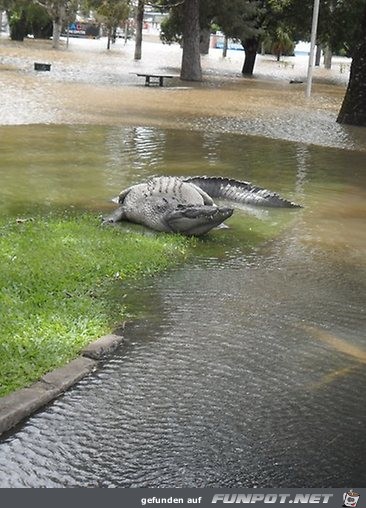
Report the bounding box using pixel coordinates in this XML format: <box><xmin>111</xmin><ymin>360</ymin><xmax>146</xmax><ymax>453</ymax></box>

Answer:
<box><xmin>136</xmin><ymin>73</ymin><xmax>174</xmax><ymax>87</ymax></box>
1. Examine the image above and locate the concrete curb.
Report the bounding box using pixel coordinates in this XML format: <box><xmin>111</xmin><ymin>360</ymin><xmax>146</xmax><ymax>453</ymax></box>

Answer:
<box><xmin>0</xmin><ymin>332</ymin><xmax>124</xmax><ymax>437</ymax></box>
<box><xmin>81</xmin><ymin>333</ymin><xmax>124</xmax><ymax>360</ymax></box>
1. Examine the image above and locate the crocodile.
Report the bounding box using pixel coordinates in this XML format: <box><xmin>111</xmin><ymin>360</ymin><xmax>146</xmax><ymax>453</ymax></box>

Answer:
<box><xmin>103</xmin><ymin>176</ymin><xmax>301</xmax><ymax>236</ymax></box>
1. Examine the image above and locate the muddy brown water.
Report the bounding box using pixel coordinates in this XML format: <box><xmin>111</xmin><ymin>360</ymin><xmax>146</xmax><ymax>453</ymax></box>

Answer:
<box><xmin>0</xmin><ymin>39</ymin><xmax>365</xmax><ymax>487</ymax></box>
<box><xmin>0</xmin><ymin>124</ymin><xmax>365</xmax><ymax>487</ymax></box>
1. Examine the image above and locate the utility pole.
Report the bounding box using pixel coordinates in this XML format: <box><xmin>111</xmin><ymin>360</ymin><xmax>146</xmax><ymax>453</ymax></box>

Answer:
<box><xmin>306</xmin><ymin>0</ymin><xmax>321</xmax><ymax>97</ymax></box>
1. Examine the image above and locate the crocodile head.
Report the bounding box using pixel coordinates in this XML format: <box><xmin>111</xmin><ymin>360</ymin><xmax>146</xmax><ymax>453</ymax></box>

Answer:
<box><xmin>164</xmin><ymin>204</ymin><xmax>234</xmax><ymax>236</ymax></box>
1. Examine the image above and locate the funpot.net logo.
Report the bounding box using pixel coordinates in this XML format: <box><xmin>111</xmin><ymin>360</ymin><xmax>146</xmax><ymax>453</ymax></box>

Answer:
<box><xmin>211</xmin><ymin>493</ymin><xmax>334</xmax><ymax>504</ymax></box>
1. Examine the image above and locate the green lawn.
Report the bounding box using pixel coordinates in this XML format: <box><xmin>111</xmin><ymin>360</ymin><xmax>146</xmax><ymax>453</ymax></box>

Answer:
<box><xmin>0</xmin><ymin>213</ymin><xmax>194</xmax><ymax>397</ymax></box>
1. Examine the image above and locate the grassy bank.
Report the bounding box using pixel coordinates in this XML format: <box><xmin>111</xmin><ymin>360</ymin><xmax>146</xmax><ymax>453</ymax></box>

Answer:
<box><xmin>0</xmin><ymin>213</ymin><xmax>194</xmax><ymax>397</ymax></box>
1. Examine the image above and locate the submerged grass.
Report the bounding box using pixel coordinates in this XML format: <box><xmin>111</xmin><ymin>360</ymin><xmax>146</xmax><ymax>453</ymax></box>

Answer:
<box><xmin>0</xmin><ymin>213</ymin><xmax>194</xmax><ymax>397</ymax></box>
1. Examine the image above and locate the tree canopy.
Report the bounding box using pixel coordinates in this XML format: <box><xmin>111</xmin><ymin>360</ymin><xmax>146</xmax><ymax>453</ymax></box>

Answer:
<box><xmin>156</xmin><ymin>0</ymin><xmax>366</xmax><ymax>76</ymax></box>
<box><xmin>87</xmin><ymin>0</ymin><xmax>130</xmax><ymax>49</ymax></box>
<box><xmin>35</xmin><ymin>0</ymin><xmax>78</xmax><ymax>48</ymax></box>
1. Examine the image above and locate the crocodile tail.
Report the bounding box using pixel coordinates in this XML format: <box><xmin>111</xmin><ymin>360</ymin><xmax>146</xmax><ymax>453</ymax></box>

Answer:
<box><xmin>184</xmin><ymin>176</ymin><xmax>302</xmax><ymax>208</ymax></box>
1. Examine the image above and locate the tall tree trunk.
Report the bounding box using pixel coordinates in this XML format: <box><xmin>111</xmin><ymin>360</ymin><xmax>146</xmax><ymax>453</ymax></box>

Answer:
<box><xmin>323</xmin><ymin>45</ymin><xmax>332</xmax><ymax>69</ymax></box>
<box><xmin>35</xmin><ymin>2</ymin><xmax>64</xmax><ymax>49</ymax></box>
<box><xmin>52</xmin><ymin>4</ymin><xmax>64</xmax><ymax>50</ymax></box>
<box><xmin>134</xmin><ymin>0</ymin><xmax>144</xmax><ymax>60</ymax></box>
<box><xmin>52</xmin><ymin>18</ymin><xmax>62</xmax><ymax>49</ymax></box>
<box><xmin>241</xmin><ymin>38</ymin><xmax>259</xmax><ymax>75</ymax></box>
<box><xmin>315</xmin><ymin>44</ymin><xmax>321</xmax><ymax>66</ymax></box>
<box><xmin>124</xmin><ymin>20</ymin><xmax>129</xmax><ymax>45</ymax></box>
<box><xmin>222</xmin><ymin>36</ymin><xmax>228</xmax><ymax>58</ymax></box>
<box><xmin>181</xmin><ymin>0</ymin><xmax>202</xmax><ymax>81</ymax></box>
<box><xmin>337</xmin><ymin>5</ymin><xmax>366</xmax><ymax>126</ymax></box>
<box><xmin>107</xmin><ymin>29</ymin><xmax>111</xmax><ymax>50</ymax></box>
<box><xmin>199</xmin><ymin>27</ymin><xmax>210</xmax><ymax>55</ymax></box>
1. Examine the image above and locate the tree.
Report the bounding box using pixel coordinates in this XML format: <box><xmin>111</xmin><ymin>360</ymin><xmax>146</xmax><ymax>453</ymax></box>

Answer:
<box><xmin>155</xmin><ymin>0</ymin><xmax>366</xmax><ymax>85</ymax></box>
<box><xmin>35</xmin><ymin>0</ymin><xmax>78</xmax><ymax>48</ymax></box>
<box><xmin>0</xmin><ymin>0</ymin><xmax>52</xmax><ymax>40</ymax></box>
<box><xmin>280</xmin><ymin>0</ymin><xmax>365</xmax><ymax>68</ymax></box>
<box><xmin>215</xmin><ymin>0</ymin><xmax>264</xmax><ymax>75</ymax></box>
<box><xmin>7</xmin><ymin>2</ymin><xmax>28</xmax><ymax>40</ymax></box>
<box><xmin>197</xmin><ymin>0</ymin><xmax>219</xmax><ymax>54</ymax></box>
<box><xmin>276</xmin><ymin>0</ymin><xmax>366</xmax><ymax>125</ymax></box>
<box><xmin>159</xmin><ymin>0</ymin><xmax>216</xmax><ymax>55</ymax></box>
<box><xmin>1</xmin><ymin>0</ymin><xmax>27</xmax><ymax>41</ymax></box>
<box><xmin>159</xmin><ymin>5</ymin><xmax>183</xmax><ymax>45</ymax></box>
<box><xmin>270</xmin><ymin>26</ymin><xmax>294</xmax><ymax>61</ymax></box>
<box><xmin>85</xmin><ymin>0</ymin><xmax>130</xmax><ymax>50</ymax></box>
<box><xmin>154</xmin><ymin>0</ymin><xmax>202</xmax><ymax>80</ymax></box>
<box><xmin>28</xmin><ymin>3</ymin><xmax>53</xmax><ymax>38</ymax></box>
<box><xmin>337</xmin><ymin>2</ymin><xmax>366</xmax><ymax>126</ymax></box>
<box><xmin>157</xmin><ymin>0</ymin><xmax>270</xmax><ymax>77</ymax></box>
<box><xmin>96</xmin><ymin>0</ymin><xmax>130</xmax><ymax>49</ymax></box>
<box><xmin>181</xmin><ymin>0</ymin><xmax>202</xmax><ymax>80</ymax></box>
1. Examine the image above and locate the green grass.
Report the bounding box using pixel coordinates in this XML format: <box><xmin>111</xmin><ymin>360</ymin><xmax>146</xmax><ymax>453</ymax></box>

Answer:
<box><xmin>0</xmin><ymin>213</ymin><xmax>194</xmax><ymax>397</ymax></box>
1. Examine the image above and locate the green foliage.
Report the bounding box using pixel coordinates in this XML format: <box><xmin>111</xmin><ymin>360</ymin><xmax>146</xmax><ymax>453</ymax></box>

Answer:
<box><xmin>0</xmin><ymin>213</ymin><xmax>193</xmax><ymax>396</ymax></box>
<box><xmin>270</xmin><ymin>26</ymin><xmax>294</xmax><ymax>59</ymax></box>
<box><xmin>158</xmin><ymin>0</ymin><xmax>215</xmax><ymax>45</ymax></box>
<box><xmin>7</xmin><ymin>0</ymin><xmax>28</xmax><ymax>40</ymax></box>
<box><xmin>85</xmin><ymin>0</ymin><xmax>130</xmax><ymax>47</ymax></box>
<box><xmin>95</xmin><ymin>0</ymin><xmax>130</xmax><ymax>30</ymax></box>
<box><xmin>267</xmin><ymin>0</ymin><xmax>292</xmax><ymax>12</ymax></box>
<box><xmin>27</xmin><ymin>3</ymin><xmax>53</xmax><ymax>38</ymax></box>
<box><xmin>2</xmin><ymin>0</ymin><xmax>76</xmax><ymax>40</ymax></box>
<box><xmin>157</xmin><ymin>0</ymin><xmax>366</xmax><ymax>61</ymax></box>
<box><xmin>158</xmin><ymin>0</ymin><xmax>265</xmax><ymax>45</ymax></box>
<box><xmin>85</xmin><ymin>0</ymin><xmax>130</xmax><ymax>28</ymax></box>
<box><xmin>160</xmin><ymin>4</ymin><xmax>183</xmax><ymax>44</ymax></box>
<box><xmin>279</xmin><ymin>0</ymin><xmax>366</xmax><ymax>54</ymax></box>
<box><xmin>34</xmin><ymin>0</ymin><xmax>78</xmax><ymax>21</ymax></box>
<box><xmin>320</xmin><ymin>0</ymin><xmax>366</xmax><ymax>55</ymax></box>
<box><xmin>215</xmin><ymin>0</ymin><xmax>264</xmax><ymax>43</ymax></box>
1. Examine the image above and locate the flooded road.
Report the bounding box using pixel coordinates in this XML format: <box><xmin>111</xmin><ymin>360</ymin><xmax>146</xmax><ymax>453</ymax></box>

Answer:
<box><xmin>1</xmin><ymin>37</ymin><xmax>363</xmax><ymax>149</ymax></box>
<box><xmin>0</xmin><ymin>124</ymin><xmax>365</xmax><ymax>487</ymax></box>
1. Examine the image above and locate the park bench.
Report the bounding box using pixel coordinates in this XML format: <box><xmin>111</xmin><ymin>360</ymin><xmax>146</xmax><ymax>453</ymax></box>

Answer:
<box><xmin>136</xmin><ymin>73</ymin><xmax>174</xmax><ymax>87</ymax></box>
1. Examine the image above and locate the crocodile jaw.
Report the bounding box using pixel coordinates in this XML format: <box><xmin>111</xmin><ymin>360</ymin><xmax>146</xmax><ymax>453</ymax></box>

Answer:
<box><xmin>165</xmin><ymin>205</ymin><xmax>233</xmax><ymax>236</ymax></box>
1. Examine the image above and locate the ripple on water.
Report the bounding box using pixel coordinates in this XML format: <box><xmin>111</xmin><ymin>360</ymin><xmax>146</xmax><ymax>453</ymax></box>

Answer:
<box><xmin>0</xmin><ymin>230</ymin><xmax>365</xmax><ymax>487</ymax></box>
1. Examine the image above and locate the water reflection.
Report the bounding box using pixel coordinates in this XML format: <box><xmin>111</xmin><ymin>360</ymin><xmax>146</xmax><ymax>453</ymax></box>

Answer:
<box><xmin>294</xmin><ymin>145</ymin><xmax>310</xmax><ymax>196</ymax></box>
<box><xmin>0</xmin><ymin>125</ymin><xmax>365</xmax><ymax>487</ymax></box>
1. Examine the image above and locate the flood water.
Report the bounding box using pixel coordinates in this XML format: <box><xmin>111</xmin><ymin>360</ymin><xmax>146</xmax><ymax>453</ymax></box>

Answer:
<box><xmin>0</xmin><ymin>124</ymin><xmax>365</xmax><ymax>487</ymax></box>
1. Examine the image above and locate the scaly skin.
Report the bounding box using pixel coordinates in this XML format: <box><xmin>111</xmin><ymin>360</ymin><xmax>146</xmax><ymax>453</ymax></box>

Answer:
<box><xmin>103</xmin><ymin>176</ymin><xmax>301</xmax><ymax>236</ymax></box>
